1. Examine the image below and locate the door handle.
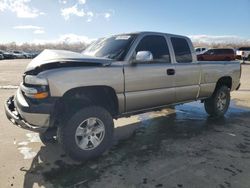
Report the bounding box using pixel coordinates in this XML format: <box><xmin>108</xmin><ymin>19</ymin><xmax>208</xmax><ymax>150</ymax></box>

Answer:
<box><xmin>167</xmin><ymin>69</ymin><xmax>175</xmax><ymax>75</ymax></box>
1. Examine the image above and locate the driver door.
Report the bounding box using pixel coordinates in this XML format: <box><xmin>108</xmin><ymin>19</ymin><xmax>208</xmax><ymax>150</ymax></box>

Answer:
<box><xmin>124</xmin><ymin>34</ymin><xmax>175</xmax><ymax>112</ymax></box>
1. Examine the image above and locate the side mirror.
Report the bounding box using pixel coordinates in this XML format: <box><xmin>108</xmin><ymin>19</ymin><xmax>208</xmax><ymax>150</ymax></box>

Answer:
<box><xmin>135</xmin><ymin>51</ymin><xmax>153</xmax><ymax>62</ymax></box>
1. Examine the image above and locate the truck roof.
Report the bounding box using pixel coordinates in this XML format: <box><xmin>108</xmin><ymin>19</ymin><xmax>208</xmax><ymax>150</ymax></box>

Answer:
<box><xmin>114</xmin><ymin>31</ymin><xmax>189</xmax><ymax>39</ymax></box>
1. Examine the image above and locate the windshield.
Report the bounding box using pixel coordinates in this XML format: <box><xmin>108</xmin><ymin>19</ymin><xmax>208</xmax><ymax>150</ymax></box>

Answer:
<box><xmin>82</xmin><ymin>34</ymin><xmax>137</xmax><ymax>60</ymax></box>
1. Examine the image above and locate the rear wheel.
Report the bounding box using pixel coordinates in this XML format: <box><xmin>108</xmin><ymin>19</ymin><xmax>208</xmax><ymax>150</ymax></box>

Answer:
<box><xmin>204</xmin><ymin>86</ymin><xmax>230</xmax><ymax>117</ymax></box>
<box><xmin>58</xmin><ymin>106</ymin><xmax>114</xmax><ymax>161</ymax></box>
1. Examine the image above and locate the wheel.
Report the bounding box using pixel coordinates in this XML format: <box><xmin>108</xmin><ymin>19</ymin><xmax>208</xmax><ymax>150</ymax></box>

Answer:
<box><xmin>39</xmin><ymin>129</ymin><xmax>57</xmax><ymax>145</ymax></box>
<box><xmin>58</xmin><ymin>106</ymin><xmax>114</xmax><ymax>161</ymax></box>
<box><xmin>204</xmin><ymin>86</ymin><xmax>230</xmax><ymax>117</ymax></box>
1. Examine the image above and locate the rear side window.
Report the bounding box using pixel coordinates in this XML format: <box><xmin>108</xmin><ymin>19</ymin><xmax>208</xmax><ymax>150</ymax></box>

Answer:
<box><xmin>224</xmin><ymin>49</ymin><xmax>234</xmax><ymax>54</ymax></box>
<box><xmin>214</xmin><ymin>49</ymin><xmax>234</xmax><ymax>54</ymax></box>
<box><xmin>136</xmin><ymin>35</ymin><xmax>171</xmax><ymax>63</ymax></box>
<box><xmin>171</xmin><ymin>37</ymin><xmax>192</xmax><ymax>63</ymax></box>
<box><xmin>239</xmin><ymin>47</ymin><xmax>250</xmax><ymax>51</ymax></box>
<box><xmin>213</xmin><ymin>49</ymin><xmax>222</xmax><ymax>54</ymax></box>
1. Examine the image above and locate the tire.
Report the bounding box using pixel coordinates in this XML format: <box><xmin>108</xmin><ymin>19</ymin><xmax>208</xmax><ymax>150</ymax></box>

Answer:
<box><xmin>58</xmin><ymin>106</ymin><xmax>114</xmax><ymax>161</ymax></box>
<box><xmin>204</xmin><ymin>86</ymin><xmax>230</xmax><ymax>117</ymax></box>
<box><xmin>39</xmin><ymin>129</ymin><xmax>57</xmax><ymax>145</ymax></box>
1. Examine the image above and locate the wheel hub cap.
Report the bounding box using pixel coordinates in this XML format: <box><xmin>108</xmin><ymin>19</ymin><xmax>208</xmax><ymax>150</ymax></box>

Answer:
<box><xmin>217</xmin><ymin>91</ymin><xmax>227</xmax><ymax>111</ymax></box>
<box><xmin>75</xmin><ymin>117</ymin><xmax>105</xmax><ymax>150</ymax></box>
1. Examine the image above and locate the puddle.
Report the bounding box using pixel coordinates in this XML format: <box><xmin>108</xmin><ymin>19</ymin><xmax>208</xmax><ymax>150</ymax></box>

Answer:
<box><xmin>15</xmin><ymin>133</ymin><xmax>41</xmax><ymax>160</ymax></box>
<box><xmin>22</xmin><ymin>100</ymin><xmax>250</xmax><ymax>187</ymax></box>
<box><xmin>26</xmin><ymin>133</ymin><xmax>41</xmax><ymax>143</ymax></box>
<box><xmin>18</xmin><ymin>147</ymin><xmax>37</xmax><ymax>159</ymax></box>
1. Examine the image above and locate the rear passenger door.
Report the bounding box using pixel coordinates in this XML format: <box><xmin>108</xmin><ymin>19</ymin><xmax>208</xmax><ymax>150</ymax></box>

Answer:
<box><xmin>170</xmin><ymin>37</ymin><xmax>201</xmax><ymax>102</ymax></box>
<box><xmin>124</xmin><ymin>34</ymin><xmax>175</xmax><ymax>112</ymax></box>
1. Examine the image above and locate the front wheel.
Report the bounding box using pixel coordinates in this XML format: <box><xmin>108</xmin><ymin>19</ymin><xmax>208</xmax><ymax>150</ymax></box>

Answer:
<box><xmin>204</xmin><ymin>86</ymin><xmax>230</xmax><ymax>117</ymax></box>
<box><xmin>58</xmin><ymin>106</ymin><xmax>114</xmax><ymax>161</ymax></box>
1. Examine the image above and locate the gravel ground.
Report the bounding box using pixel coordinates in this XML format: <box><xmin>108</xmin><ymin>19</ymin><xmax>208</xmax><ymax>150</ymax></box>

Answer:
<box><xmin>0</xmin><ymin>59</ymin><xmax>250</xmax><ymax>188</ymax></box>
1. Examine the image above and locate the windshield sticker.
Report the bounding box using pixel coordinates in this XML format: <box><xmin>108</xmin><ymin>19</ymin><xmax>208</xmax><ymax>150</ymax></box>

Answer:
<box><xmin>115</xmin><ymin>35</ymin><xmax>131</xmax><ymax>40</ymax></box>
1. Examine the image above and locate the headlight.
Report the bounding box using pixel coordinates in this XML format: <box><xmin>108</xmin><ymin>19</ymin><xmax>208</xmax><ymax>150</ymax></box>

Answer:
<box><xmin>24</xmin><ymin>75</ymin><xmax>48</xmax><ymax>85</ymax></box>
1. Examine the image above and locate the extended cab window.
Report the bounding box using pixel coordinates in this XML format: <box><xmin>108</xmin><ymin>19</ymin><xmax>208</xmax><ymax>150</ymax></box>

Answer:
<box><xmin>171</xmin><ymin>37</ymin><xmax>192</xmax><ymax>63</ymax></box>
<box><xmin>135</xmin><ymin>35</ymin><xmax>171</xmax><ymax>63</ymax></box>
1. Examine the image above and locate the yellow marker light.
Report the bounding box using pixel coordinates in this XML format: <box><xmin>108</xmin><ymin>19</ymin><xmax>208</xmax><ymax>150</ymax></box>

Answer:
<box><xmin>33</xmin><ymin>92</ymin><xmax>49</xmax><ymax>99</ymax></box>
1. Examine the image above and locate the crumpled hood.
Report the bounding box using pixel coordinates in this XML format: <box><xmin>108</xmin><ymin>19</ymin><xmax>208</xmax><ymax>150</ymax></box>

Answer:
<box><xmin>25</xmin><ymin>49</ymin><xmax>113</xmax><ymax>72</ymax></box>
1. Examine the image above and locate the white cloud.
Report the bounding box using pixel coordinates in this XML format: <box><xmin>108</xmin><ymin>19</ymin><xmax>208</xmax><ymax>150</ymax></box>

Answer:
<box><xmin>98</xmin><ymin>10</ymin><xmax>114</xmax><ymax>21</ymax></box>
<box><xmin>61</xmin><ymin>4</ymin><xmax>95</xmax><ymax>22</ymax></box>
<box><xmin>61</xmin><ymin>4</ymin><xmax>86</xmax><ymax>20</ymax></box>
<box><xmin>33</xmin><ymin>33</ymin><xmax>95</xmax><ymax>44</ymax></box>
<box><xmin>59</xmin><ymin>0</ymin><xmax>86</xmax><ymax>5</ymax></box>
<box><xmin>58</xmin><ymin>0</ymin><xmax>67</xmax><ymax>4</ymax></box>
<box><xmin>78</xmin><ymin>0</ymin><xmax>86</xmax><ymax>5</ymax></box>
<box><xmin>13</xmin><ymin>25</ymin><xmax>45</xmax><ymax>34</ymax></box>
<box><xmin>60</xmin><ymin>1</ymin><xmax>113</xmax><ymax>22</ymax></box>
<box><xmin>13</xmin><ymin>25</ymin><xmax>41</xmax><ymax>30</ymax></box>
<box><xmin>189</xmin><ymin>35</ymin><xmax>250</xmax><ymax>44</ymax></box>
<box><xmin>86</xmin><ymin>11</ymin><xmax>94</xmax><ymax>22</ymax></box>
<box><xmin>33</xmin><ymin>29</ymin><xmax>45</xmax><ymax>34</ymax></box>
<box><xmin>104</xmin><ymin>12</ymin><xmax>111</xmax><ymax>19</ymax></box>
<box><xmin>0</xmin><ymin>0</ymin><xmax>45</xmax><ymax>18</ymax></box>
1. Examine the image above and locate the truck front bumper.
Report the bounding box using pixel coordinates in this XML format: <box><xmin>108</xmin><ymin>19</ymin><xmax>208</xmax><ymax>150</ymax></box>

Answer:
<box><xmin>4</xmin><ymin>88</ymin><xmax>56</xmax><ymax>133</ymax></box>
<box><xmin>5</xmin><ymin>96</ymin><xmax>48</xmax><ymax>132</ymax></box>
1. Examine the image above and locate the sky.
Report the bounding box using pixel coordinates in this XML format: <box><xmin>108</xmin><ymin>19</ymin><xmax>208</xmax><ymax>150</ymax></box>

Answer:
<box><xmin>0</xmin><ymin>0</ymin><xmax>250</xmax><ymax>44</ymax></box>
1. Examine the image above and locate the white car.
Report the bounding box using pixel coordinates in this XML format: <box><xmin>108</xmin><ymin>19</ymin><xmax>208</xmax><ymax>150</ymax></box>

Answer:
<box><xmin>236</xmin><ymin>47</ymin><xmax>250</xmax><ymax>61</ymax></box>
<box><xmin>195</xmin><ymin>47</ymin><xmax>208</xmax><ymax>55</ymax></box>
<box><xmin>11</xmin><ymin>51</ymin><xmax>25</xmax><ymax>59</ymax></box>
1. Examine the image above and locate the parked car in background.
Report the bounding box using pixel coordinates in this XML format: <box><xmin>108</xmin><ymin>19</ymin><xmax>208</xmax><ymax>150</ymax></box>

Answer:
<box><xmin>11</xmin><ymin>51</ymin><xmax>26</xmax><ymax>59</ymax></box>
<box><xmin>22</xmin><ymin>52</ymin><xmax>33</xmax><ymax>59</ymax></box>
<box><xmin>30</xmin><ymin>51</ymin><xmax>41</xmax><ymax>58</ymax></box>
<box><xmin>197</xmin><ymin>48</ymin><xmax>235</xmax><ymax>61</ymax></box>
<box><xmin>195</xmin><ymin>47</ymin><xmax>208</xmax><ymax>55</ymax></box>
<box><xmin>0</xmin><ymin>50</ymin><xmax>15</xmax><ymax>59</ymax></box>
<box><xmin>236</xmin><ymin>47</ymin><xmax>250</xmax><ymax>61</ymax></box>
<box><xmin>0</xmin><ymin>54</ymin><xmax>4</xmax><ymax>60</ymax></box>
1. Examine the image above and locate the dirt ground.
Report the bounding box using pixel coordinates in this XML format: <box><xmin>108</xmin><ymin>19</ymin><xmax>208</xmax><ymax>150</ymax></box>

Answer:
<box><xmin>0</xmin><ymin>59</ymin><xmax>250</xmax><ymax>188</ymax></box>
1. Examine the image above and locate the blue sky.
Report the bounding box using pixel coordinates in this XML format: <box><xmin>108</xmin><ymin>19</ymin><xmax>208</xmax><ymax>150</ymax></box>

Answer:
<box><xmin>0</xmin><ymin>0</ymin><xmax>250</xmax><ymax>44</ymax></box>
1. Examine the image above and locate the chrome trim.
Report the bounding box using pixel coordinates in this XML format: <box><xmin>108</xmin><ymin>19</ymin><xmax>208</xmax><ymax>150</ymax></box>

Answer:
<box><xmin>20</xmin><ymin>83</ymin><xmax>37</xmax><ymax>94</ymax></box>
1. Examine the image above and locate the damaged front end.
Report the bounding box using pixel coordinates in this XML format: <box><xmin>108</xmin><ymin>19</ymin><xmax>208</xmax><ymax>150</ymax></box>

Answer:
<box><xmin>5</xmin><ymin>49</ymin><xmax>112</xmax><ymax>132</ymax></box>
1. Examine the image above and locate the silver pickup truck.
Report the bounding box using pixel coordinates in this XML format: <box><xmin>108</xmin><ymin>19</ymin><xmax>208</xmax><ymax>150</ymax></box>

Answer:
<box><xmin>5</xmin><ymin>32</ymin><xmax>241</xmax><ymax>161</ymax></box>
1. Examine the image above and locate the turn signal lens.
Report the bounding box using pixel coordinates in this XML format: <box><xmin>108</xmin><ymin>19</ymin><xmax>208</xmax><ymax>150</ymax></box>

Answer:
<box><xmin>33</xmin><ymin>92</ymin><xmax>49</xmax><ymax>99</ymax></box>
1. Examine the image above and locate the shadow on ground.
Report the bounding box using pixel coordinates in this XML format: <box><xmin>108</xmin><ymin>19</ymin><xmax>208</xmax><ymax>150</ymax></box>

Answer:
<box><xmin>22</xmin><ymin>102</ymin><xmax>250</xmax><ymax>188</ymax></box>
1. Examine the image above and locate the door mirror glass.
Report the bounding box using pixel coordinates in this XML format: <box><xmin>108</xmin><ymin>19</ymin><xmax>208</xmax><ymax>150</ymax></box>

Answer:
<box><xmin>135</xmin><ymin>51</ymin><xmax>153</xmax><ymax>62</ymax></box>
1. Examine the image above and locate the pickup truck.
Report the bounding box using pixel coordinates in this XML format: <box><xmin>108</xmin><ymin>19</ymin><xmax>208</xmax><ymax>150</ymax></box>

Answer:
<box><xmin>236</xmin><ymin>47</ymin><xmax>250</xmax><ymax>61</ymax></box>
<box><xmin>5</xmin><ymin>32</ymin><xmax>241</xmax><ymax>161</ymax></box>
